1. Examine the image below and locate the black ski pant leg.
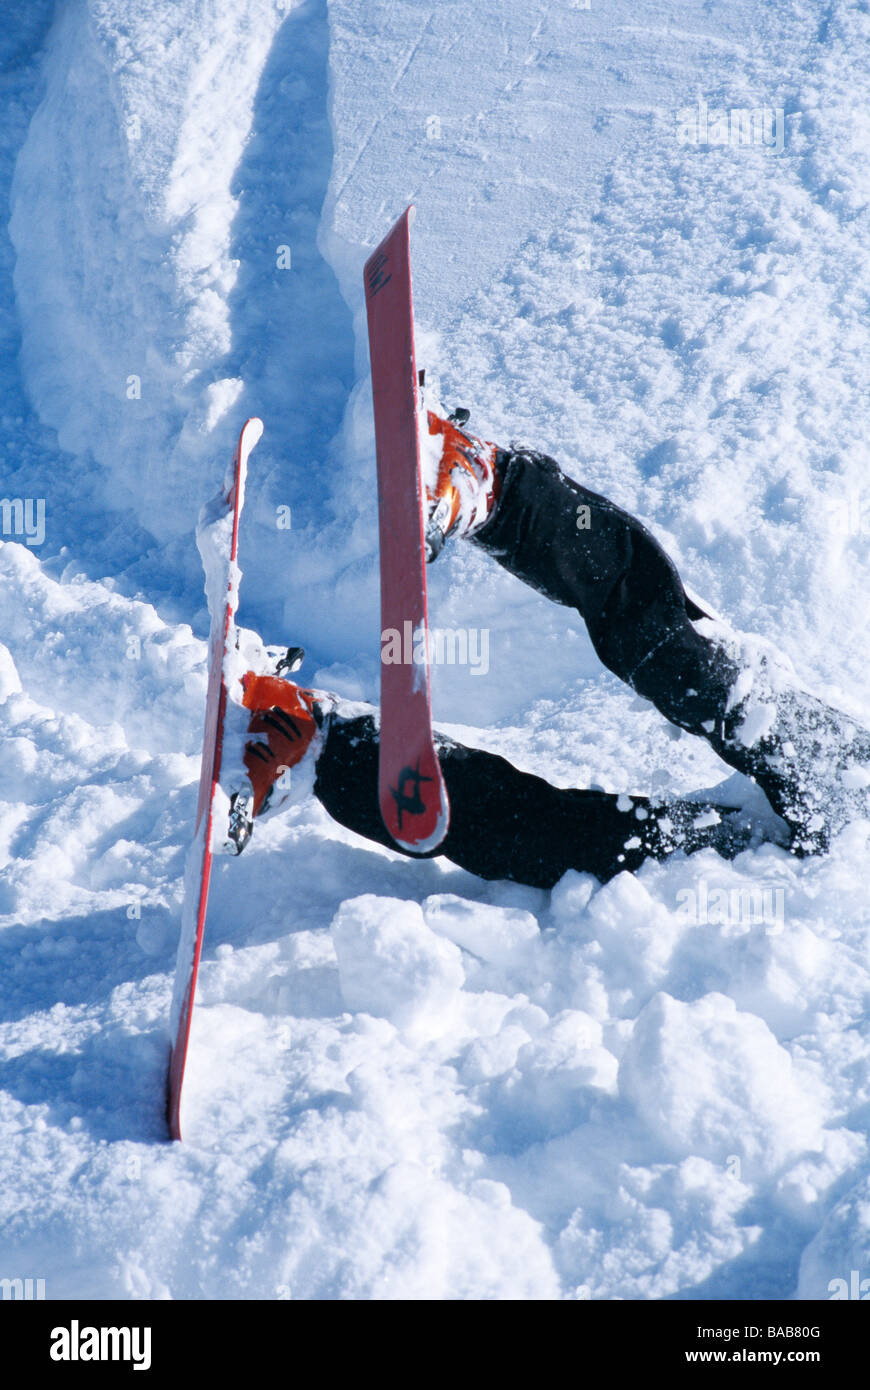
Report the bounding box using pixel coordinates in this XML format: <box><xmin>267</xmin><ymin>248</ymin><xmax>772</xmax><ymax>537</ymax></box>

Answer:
<box><xmin>313</xmin><ymin>711</ymin><xmax>762</xmax><ymax>889</ymax></box>
<box><xmin>472</xmin><ymin>449</ymin><xmax>870</xmax><ymax>850</ymax></box>
<box><xmin>473</xmin><ymin>449</ymin><xmax>741</xmax><ymax>749</ymax></box>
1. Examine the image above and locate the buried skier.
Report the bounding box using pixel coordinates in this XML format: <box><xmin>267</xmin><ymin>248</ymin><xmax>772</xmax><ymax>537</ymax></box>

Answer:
<box><xmin>228</xmin><ymin>406</ymin><xmax>870</xmax><ymax>888</ymax></box>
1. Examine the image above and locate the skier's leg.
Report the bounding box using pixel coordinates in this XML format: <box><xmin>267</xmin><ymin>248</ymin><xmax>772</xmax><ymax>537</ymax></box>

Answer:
<box><xmin>313</xmin><ymin>709</ymin><xmax>770</xmax><ymax>889</ymax></box>
<box><xmin>471</xmin><ymin>447</ymin><xmax>870</xmax><ymax>851</ymax></box>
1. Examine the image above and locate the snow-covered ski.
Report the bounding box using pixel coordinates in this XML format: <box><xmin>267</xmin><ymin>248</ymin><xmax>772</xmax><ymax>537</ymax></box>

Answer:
<box><xmin>166</xmin><ymin>416</ymin><xmax>263</xmax><ymax>1141</ymax></box>
<box><xmin>364</xmin><ymin>206</ymin><xmax>450</xmax><ymax>853</ymax></box>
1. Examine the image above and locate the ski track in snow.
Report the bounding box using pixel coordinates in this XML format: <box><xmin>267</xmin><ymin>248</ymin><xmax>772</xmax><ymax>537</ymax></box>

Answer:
<box><xmin>0</xmin><ymin>0</ymin><xmax>869</xmax><ymax>1300</ymax></box>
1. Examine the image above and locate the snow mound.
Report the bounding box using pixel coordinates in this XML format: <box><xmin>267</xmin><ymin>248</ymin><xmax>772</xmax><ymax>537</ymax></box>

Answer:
<box><xmin>619</xmin><ymin>992</ymin><xmax>827</xmax><ymax>1179</ymax></box>
<box><xmin>331</xmin><ymin>894</ymin><xmax>465</xmax><ymax>1036</ymax></box>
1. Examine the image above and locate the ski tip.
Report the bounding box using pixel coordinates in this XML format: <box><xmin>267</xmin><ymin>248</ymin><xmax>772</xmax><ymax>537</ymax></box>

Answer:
<box><xmin>242</xmin><ymin>417</ymin><xmax>264</xmax><ymax>448</ymax></box>
<box><xmin>406</xmin><ymin>203</ymin><xmax>416</xmax><ymax>227</ymax></box>
<box><xmin>379</xmin><ymin>770</ymin><xmax>450</xmax><ymax>854</ymax></box>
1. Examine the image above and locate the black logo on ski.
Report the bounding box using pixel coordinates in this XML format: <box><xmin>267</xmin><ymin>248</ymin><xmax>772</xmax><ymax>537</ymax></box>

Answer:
<box><xmin>366</xmin><ymin>251</ymin><xmax>392</xmax><ymax>298</ymax></box>
<box><xmin>390</xmin><ymin>759</ymin><xmax>433</xmax><ymax>829</ymax></box>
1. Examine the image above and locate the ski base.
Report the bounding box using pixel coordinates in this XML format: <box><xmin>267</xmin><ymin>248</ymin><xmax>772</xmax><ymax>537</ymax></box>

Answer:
<box><xmin>364</xmin><ymin>206</ymin><xmax>449</xmax><ymax>854</ymax></box>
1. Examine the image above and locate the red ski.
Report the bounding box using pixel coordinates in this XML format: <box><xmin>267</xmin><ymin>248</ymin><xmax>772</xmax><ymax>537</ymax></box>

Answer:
<box><xmin>364</xmin><ymin>206</ymin><xmax>449</xmax><ymax>853</ymax></box>
<box><xmin>167</xmin><ymin>416</ymin><xmax>263</xmax><ymax>1141</ymax></box>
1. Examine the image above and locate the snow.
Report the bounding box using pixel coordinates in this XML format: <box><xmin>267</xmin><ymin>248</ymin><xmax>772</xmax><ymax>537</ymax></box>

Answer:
<box><xmin>331</xmin><ymin>895</ymin><xmax>466</xmax><ymax>1037</ymax></box>
<box><xmin>1</xmin><ymin>0</ymin><xmax>869</xmax><ymax>1301</ymax></box>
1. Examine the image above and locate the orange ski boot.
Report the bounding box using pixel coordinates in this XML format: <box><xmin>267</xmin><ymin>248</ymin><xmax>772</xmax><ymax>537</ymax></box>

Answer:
<box><xmin>422</xmin><ymin>406</ymin><xmax>503</xmax><ymax>561</ymax></box>
<box><xmin>225</xmin><ymin>670</ymin><xmax>325</xmax><ymax>854</ymax></box>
